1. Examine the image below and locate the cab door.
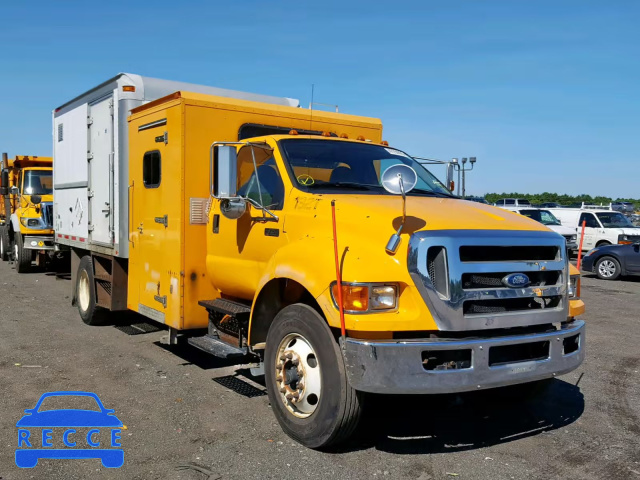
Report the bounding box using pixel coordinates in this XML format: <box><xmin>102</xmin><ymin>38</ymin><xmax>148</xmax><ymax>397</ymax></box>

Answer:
<box><xmin>208</xmin><ymin>145</ymin><xmax>288</xmax><ymax>299</ymax></box>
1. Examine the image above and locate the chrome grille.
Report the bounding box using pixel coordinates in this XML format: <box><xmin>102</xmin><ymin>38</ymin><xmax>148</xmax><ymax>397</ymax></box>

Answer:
<box><xmin>408</xmin><ymin>230</ymin><xmax>568</xmax><ymax>331</ymax></box>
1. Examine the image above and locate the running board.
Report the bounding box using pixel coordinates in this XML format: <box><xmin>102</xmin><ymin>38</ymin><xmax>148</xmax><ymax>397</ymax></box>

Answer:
<box><xmin>188</xmin><ymin>334</ymin><xmax>248</xmax><ymax>359</ymax></box>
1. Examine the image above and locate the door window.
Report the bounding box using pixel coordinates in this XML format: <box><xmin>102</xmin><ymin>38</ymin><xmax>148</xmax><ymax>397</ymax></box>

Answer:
<box><xmin>579</xmin><ymin>213</ymin><xmax>600</xmax><ymax>228</ymax></box>
<box><xmin>237</xmin><ymin>156</ymin><xmax>285</xmax><ymax>210</ymax></box>
<box><xmin>143</xmin><ymin>151</ymin><xmax>161</xmax><ymax>188</ymax></box>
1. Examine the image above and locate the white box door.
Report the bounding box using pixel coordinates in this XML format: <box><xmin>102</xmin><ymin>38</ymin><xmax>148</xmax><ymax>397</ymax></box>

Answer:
<box><xmin>88</xmin><ymin>95</ymin><xmax>114</xmax><ymax>245</ymax></box>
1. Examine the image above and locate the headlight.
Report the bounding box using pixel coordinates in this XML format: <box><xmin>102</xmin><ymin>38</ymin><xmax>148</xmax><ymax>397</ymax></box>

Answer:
<box><xmin>618</xmin><ymin>234</ymin><xmax>633</xmax><ymax>244</ymax></box>
<box><xmin>331</xmin><ymin>282</ymin><xmax>399</xmax><ymax>313</ymax></box>
<box><xmin>570</xmin><ymin>235</ymin><xmax>577</xmax><ymax>242</ymax></box>
<box><xmin>568</xmin><ymin>274</ymin><xmax>580</xmax><ymax>298</ymax></box>
<box><xmin>20</xmin><ymin>217</ymin><xmax>44</xmax><ymax>229</ymax></box>
<box><xmin>585</xmin><ymin>248</ymin><xmax>598</xmax><ymax>257</ymax></box>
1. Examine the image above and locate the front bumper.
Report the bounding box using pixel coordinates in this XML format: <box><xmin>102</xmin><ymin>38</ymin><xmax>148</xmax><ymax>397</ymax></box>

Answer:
<box><xmin>343</xmin><ymin>320</ymin><xmax>585</xmax><ymax>394</ymax></box>
<box><xmin>22</xmin><ymin>235</ymin><xmax>55</xmax><ymax>251</ymax></box>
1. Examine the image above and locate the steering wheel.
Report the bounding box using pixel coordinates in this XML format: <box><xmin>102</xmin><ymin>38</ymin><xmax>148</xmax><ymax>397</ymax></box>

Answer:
<box><xmin>297</xmin><ymin>174</ymin><xmax>315</xmax><ymax>186</ymax></box>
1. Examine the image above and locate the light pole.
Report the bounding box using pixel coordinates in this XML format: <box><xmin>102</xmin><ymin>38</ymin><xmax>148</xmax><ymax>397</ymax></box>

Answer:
<box><xmin>451</xmin><ymin>156</ymin><xmax>477</xmax><ymax>199</ymax></box>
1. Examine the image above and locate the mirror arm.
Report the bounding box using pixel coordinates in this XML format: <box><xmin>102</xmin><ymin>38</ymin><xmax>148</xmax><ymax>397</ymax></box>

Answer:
<box><xmin>249</xmin><ymin>146</ymin><xmax>266</xmax><ymax>219</ymax></box>
<box><xmin>244</xmin><ymin>197</ymin><xmax>279</xmax><ymax>222</ymax></box>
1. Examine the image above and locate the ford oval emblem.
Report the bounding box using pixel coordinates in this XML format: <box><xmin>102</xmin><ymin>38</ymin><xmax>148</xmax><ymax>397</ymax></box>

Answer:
<box><xmin>502</xmin><ymin>273</ymin><xmax>530</xmax><ymax>288</ymax></box>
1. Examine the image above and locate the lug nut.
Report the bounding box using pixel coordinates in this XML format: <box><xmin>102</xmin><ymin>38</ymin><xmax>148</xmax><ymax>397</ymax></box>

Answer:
<box><xmin>275</xmin><ymin>364</ymin><xmax>283</xmax><ymax>371</ymax></box>
<box><xmin>279</xmin><ymin>355</ymin><xmax>287</xmax><ymax>361</ymax></box>
<box><xmin>291</xmin><ymin>358</ymin><xmax>299</xmax><ymax>366</ymax></box>
<box><xmin>285</xmin><ymin>352</ymin><xmax>293</xmax><ymax>359</ymax></box>
<box><xmin>280</xmin><ymin>387</ymin><xmax>287</xmax><ymax>393</ymax></box>
<box><xmin>276</xmin><ymin>375</ymin><xmax>282</xmax><ymax>382</ymax></box>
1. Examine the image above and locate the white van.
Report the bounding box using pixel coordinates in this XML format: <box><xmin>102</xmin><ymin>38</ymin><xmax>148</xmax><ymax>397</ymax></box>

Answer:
<box><xmin>549</xmin><ymin>208</ymin><xmax>640</xmax><ymax>251</ymax></box>
<box><xmin>498</xmin><ymin>207</ymin><xmax>578</xmax><ymax>255</ymax></box>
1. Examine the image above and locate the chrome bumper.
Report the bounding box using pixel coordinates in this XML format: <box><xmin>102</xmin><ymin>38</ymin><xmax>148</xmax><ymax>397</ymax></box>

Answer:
<box><xmin>343</xmin><ymin>320</ymin><xmax>585</xmax><ymax>394</ymax></box>
<box><xmin>23</xmin><ymin>235</ymin><xmax>55</xmax><ymax>251</ymax></box>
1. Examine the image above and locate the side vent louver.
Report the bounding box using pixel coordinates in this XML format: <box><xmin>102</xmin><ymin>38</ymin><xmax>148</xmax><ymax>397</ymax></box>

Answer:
<box><xmin>427</xmin><ymin>246</ymin><xmax>449</xmax><ymax>298</ymax></box>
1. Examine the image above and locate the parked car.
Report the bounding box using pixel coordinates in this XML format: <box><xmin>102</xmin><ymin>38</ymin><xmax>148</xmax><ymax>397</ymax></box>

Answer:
<box><xmin>611</xmin><ymin>201</ymin><xmax>635</xmax><ymax>214</ymax></box>
<box><xmin>494</xmin><ymin>198</ymin><xmax>531</xmax><ymax>207</ymax></box>
<box><xmin>549</xmin><ymin>207</ymin><xmax>640</xmax><ymax>252</ymax></box>
<box><xmin>582</xmin><ymin>242</ymin><xmax>640</xmax><ymax>280</ymax></box>
<box><xmin>466</xmin><ymin>196</ymin><xmax>489</xmax><ymax>204</ymax></box>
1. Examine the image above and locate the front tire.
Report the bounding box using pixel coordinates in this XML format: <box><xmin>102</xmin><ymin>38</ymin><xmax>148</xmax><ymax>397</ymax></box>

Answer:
<box><xmin>264</xmin><ymin>304</ymin><xmax>363</xmax><ymax>449</ymax></box>
<box><xmin>76</xmin><ymin>255</ymin><xmax>108</xmax><ymax>325</ymax></box>
<box><xmin>595</xmin><ymin>256</ymin><xmax>621</xmax><ymax>280</ymax></box>
<box><xmin>13</xmin><ymin>232</ymin><xmax>32</xmax><ymax>273</ymax></box>
<box><xmin>0</xmin><ymin>226</ymin><xmax>10</xmax><ymax>261</ymax></box>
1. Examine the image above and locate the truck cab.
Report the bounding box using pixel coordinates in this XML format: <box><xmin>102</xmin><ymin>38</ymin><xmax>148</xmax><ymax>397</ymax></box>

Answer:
<box><xmin>0</xmin><ymin>154</ymin><xmax>55</xmax><ymax>272</ymax></box>
<box><xmin>204</xmin><ymin>135</ymin><xmax>586</xmax><ymax>447</ymax></box>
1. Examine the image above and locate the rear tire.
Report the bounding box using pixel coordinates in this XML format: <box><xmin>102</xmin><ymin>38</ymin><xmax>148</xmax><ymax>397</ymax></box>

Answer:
<box><xmin>0</xmin><ymin>226</ymin><xmax>10</xmax><ymax>261</ymax></box>
<box><xmin>13</xmin><ymin>232</ymin><xmax>32</xmax><ymax>273</ymax></box>
<box><xmin>264</xmin><ymin>304</ymin><xmax>363</xmax><ymax>449</ymax></box>
<box><xmin>595</xmin><ymin>256</ymin><xmax>621</xmax><ymax>280</ymax></box>
<box><xmin>76</xmin><ymin>255</ymin><xmax>108</xmax><ymax>325</ymax></box>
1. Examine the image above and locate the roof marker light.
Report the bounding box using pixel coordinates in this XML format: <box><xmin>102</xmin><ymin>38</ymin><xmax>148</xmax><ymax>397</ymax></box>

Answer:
<box><xmin>289</xmin><ymin>129</ymin><xmax>299</xmax><ymax>135</ymax></box>
<box><xmin>123</xmin><ymin>86</ymin><xmax>136</xmax><ymax>92</ymax></box>
<box><xmin>340</xmin><ymin>133</ymin><xmax>348</xmax><ymax>139</ymax></box>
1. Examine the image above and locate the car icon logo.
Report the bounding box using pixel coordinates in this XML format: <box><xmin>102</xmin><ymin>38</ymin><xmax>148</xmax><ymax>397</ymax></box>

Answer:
<box><xmin>15</xmin><ymin>391</ymin><xmax>124</xmax><ymax>468</ymax></box>
<box><xmin>502</xmin><ymin>273</ymin><xmax>530</xmax><ymax>288</ymax></box>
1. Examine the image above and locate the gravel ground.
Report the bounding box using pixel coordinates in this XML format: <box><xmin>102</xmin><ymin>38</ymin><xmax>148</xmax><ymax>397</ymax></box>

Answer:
<box><xmin>0</xmin><ymin>259</ymin><xmax>638</xmax><ymax>479</ymax></box>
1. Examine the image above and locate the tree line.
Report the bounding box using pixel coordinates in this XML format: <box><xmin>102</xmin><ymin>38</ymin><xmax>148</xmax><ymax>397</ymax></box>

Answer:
<box><xmin>483</xmin><ymin>193</ymin><xmax>639</xmax><ymax>209</ymax></box>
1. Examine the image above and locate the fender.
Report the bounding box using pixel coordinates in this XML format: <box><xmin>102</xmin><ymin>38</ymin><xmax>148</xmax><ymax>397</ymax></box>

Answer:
<box><xmin>250</xmin><ymin>234</ymin><xmax>420</xmax><ymax>334</ymax></box>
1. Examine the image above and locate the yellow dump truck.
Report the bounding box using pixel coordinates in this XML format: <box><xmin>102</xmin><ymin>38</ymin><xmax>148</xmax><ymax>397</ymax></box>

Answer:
<box><xmin>54</xmin><ymin>74</ymin><xmax>585</xmax><ymax>448</ymax></box>
<box><xmin>0</xmin><ymin>153</ymin><xmax>55</xmax><ymax>272</ymax></box>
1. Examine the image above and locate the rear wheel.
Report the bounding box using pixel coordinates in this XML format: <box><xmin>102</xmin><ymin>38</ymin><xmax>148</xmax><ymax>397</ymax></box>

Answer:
<box><xmin>0</xmin><ymin>226</ymin><xmax>10</xmax><ymax>261</ymax></box>
<box><xmin>595</xmin><ymin>256</ymin><xmax>621</xmax><ymax>280</ymax></box>
<box><xmin>13</xmin><ymin>232</ymin><xmax>32</xmax><ymax>273</ymax></box>
<box><xmin>264</xmin><ymin>304</ymin><xmax>363</xmax><ymax>449</ymax></box>
<box><xmin>76</xmin><ymin>255</ymin><xmax>108</xmax><ymax>325</ymax></box>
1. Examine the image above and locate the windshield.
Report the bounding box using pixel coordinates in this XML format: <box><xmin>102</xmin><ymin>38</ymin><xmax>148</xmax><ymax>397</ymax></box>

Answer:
<box><xmin>596</xmin><ymin>212</ymin><xmax>635</xmax><ymax>228</ymax></box>
<box><xmin>278</xmin><ymin>139</ymin><xmax>454</xmax><ymax>197</ymax></box>
<box><xmin>519</xmin><ymin>209</ymin><xmax>561</xmax><ymax>226</ymax></box>
<box><xmin>23</xmin><ymin>170</ymin><xmax>53</xmax><ymax>196</ymax></box>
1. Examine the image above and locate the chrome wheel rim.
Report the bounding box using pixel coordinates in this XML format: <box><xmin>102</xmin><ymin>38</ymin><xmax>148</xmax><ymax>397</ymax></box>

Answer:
<box><xmin>78</xmin><ymin>270</ymin><xmax>91</xmax><ymax>312</ymax></box>
<box><xmin>598</xmin><ymin>260</ymin><xmax>616</xmax><ymax>278</ymax></box>
<box><xmin>274</xmin><ymin>333</ymin><xmax>321</xmax><ymax>418</ymax></box>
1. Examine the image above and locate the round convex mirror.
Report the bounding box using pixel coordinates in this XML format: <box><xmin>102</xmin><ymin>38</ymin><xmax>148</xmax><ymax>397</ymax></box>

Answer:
<box><xmin>381</xmin><ymin>164</ymin><xmax>418</xmax><ymax>195</ymax></box>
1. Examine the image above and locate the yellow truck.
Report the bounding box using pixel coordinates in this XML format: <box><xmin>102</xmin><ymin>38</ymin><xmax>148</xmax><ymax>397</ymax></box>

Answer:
<box><xmin>54</xmin><ymin>74</ymin><xmax>585</xmax><ymax>448</ymax></box>
<box><xmin>0</xmin><ymin>153</ymin><xmax>55</xmax><ymax>272</ymax></box>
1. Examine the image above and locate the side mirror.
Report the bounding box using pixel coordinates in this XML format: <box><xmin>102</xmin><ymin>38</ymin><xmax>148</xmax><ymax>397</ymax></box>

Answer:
<box><xmin>446</xmin><ymin>163</ymin><xmax>455</xmax><ymax>192</ymax></box>
<box><xmin>31</xmin><ymin>194</ymin><xmax>42</xmax><ymax>205</ymax></box>
<box><xmin>211</xmin><ymin>145</ymin><xmax>238</xmax><ymax>198</ymax></box>
<box><xmin>0</xmin><ymin>169</ymin><xmax>8</xmax><ymax>195</ymax></box>
<box><xmin>381</xmin><ymin>164</ymin><xmax>418</xmax><ymax>254</ymax></box>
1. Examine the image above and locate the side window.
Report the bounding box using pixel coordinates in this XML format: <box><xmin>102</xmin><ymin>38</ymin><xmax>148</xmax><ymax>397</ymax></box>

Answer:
<box><xmin>579</xmin><ymin>213</ymin><xmax>599</xmax><ymax>228</ymax></box>
<box><xmin>496</xmin><ymin>200</ymin><xmax>504</xmax><ymax>206</ymax></box>
<box><xmin>143</xmin><ymin>151</ymin><xmax>161</xmax><ymax>188</ymax></box>
<box><xmin>237</xmin><ymin>157</ymin><xmax>285</xmax><ymax>210</ymax></box>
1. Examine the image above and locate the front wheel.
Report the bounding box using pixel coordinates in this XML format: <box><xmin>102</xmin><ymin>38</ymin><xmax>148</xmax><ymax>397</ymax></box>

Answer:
<box><xmin>595</xmin><ymin>256</ymin><xmax>621</xmax><ymax>280</ymax></box>
<box><xmin>264</xmin><ymin>304</ymin><xmax>363</xmax><ymax>449</ymax></box>
<box><xmin>13</xmin><ymin>232</ymin><xmax>32</xmax><ymax>273</ymax></box>
<box><xmin>0</xmin><ymin>226</ymin><xmax>10</xmax><ymax>261</ymax></box>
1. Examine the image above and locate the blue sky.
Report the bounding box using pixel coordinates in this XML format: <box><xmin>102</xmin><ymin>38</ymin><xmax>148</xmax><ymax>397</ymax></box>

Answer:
<box><xmin>1</xmin><ymin>1</ymin><xmax>638</xmax><ymax>198</ymax></box>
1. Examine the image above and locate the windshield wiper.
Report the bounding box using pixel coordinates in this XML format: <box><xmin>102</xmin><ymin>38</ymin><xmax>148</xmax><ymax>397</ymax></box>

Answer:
<box><xmin>408</xmin><ymin>188</ymin><xmax>456</xmax><ymax>198</ymax></box>
<box><xmin>306</xmin><ymin>182</ymin><xmax>383</xmax><ymax>191</ymax></box>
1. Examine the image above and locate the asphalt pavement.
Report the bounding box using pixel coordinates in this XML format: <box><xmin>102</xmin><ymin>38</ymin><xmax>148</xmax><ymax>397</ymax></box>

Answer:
<box><xmin>0</xmin><ymin>260</ymin><xmax>638</xmax><ymax>479</ymax></box>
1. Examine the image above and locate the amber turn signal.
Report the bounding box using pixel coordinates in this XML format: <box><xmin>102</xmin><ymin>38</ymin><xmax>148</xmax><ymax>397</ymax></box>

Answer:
<box><xmin>332</xmin><ymin>284</ymin><xmax>369</xmax><ymax>312</ymax></box>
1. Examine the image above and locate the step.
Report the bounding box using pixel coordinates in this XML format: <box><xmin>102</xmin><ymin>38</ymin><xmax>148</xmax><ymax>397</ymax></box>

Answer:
<box><xmin>198</xmin><ymin>298</ymin><xmax>250</xmax><ymax>317</ymax></box>
<box><xmin>188</xmin><ymin>334</ymin><xmax>247</xmax><ymax>359</ymax></box>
